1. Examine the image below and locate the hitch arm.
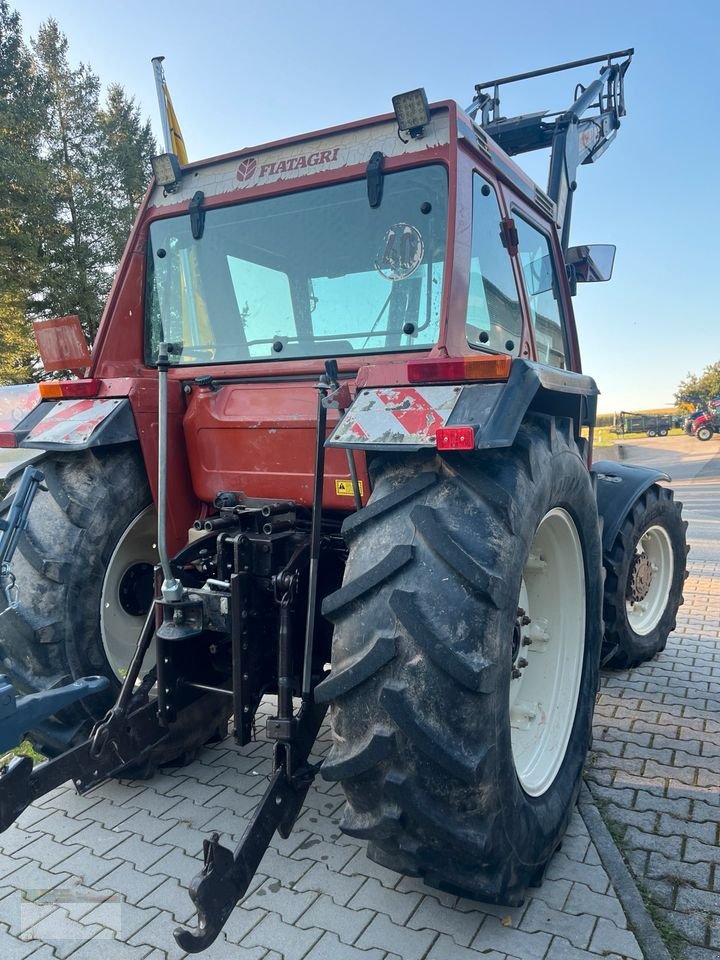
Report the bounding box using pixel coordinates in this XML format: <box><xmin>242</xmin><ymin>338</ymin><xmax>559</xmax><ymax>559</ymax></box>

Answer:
<box><xmin>174</xmin><ymin>700</ymin><xmax>327</xmax><ymax>953</ymax></box>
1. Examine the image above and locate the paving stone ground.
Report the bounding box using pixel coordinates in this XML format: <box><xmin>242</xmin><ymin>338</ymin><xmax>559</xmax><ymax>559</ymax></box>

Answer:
<box><xmin>0</xmin><ymin>435</ymin><xmax>716</xmax><ymax>959</ymax></box>
<box><xmin>588</xmin><ymin>436</ymin><xmax>720</xmax><ymax>960</ymax></box>
<box><xmin>0</xmin><ymin>699</ymin><xmax>646</xmax><ymax>960</ymax></box>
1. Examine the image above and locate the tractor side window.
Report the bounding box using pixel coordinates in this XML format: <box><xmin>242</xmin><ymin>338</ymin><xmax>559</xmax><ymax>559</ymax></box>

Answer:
<box><xmin>515</xmin><ymin>217</ymin><xmax>567</xmax><ymax>370</ymax></box>
<box><xmin>466</xmin><ymin>174</ymin><xmax>522</xmax><ymax>356</ymax></box>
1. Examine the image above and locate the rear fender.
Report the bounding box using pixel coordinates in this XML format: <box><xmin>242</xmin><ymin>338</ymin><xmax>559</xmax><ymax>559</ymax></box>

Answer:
<box><xmin>592</xmin><ymin>460</ymin><xmax>670</xmax><ymax>553</ymax></box>
<box><xmin>327</xmin><ymin>359</ymin><xmax>598</xmax><ymax>453</ymax></box>
<box><xmin>0</xmin><ymin>384</ymin><xmax>43</xmax><ymax>444</ymax></box>
<box><xmin>19</xmin><ymin>398</ymin><xmax>137</xmax><ymax>452</ymax></box>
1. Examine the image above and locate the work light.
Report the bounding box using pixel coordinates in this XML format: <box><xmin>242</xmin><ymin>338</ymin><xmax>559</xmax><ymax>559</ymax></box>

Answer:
<box><xmin>392</xmin><ymin>88</ymin><xmax>431</xmax><ymax>139</ymax></box>
<box><xmin>151</xmin><ymin>152</ymin><xmax>182</xmax><ymax>189</ymax></box>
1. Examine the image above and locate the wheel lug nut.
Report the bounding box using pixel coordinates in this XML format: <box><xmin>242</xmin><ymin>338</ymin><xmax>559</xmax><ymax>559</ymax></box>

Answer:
<box><xmin>517</xmin><ymin>657</ymin><xmax>528</xmax><ymax>669</ymax></box>
<box><xmin>522</xmin><ymin>636</ymin><xmax>532</xmax><ymax>646</ymax></box>
<box><xmin>511</xmin><ymin>667</ymin><xmax>522</xmax><ymax>679</ymax></box>
<box><xmin>520</xmin><ymin>615</ymin><xmax>531</xmax><ymax>626</ymax></box>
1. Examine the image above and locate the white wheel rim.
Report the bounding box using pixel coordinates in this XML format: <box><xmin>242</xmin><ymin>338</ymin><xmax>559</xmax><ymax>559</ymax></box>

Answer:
<box><xmin>510</xmin><ymin>508</ymin><xmax>585</xmax><ymax>797</ymax></box>
<box><xmin>625</xmin><ymin>524</ymin><xmax>673</xmax><ymax>636</ymax></box>
<box><xmin>100</xmin><ymin>506</ymin><xmax>159</xmax><ymax>680</ymax></box>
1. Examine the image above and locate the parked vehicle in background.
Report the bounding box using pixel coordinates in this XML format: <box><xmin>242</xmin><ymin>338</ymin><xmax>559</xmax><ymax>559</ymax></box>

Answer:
<box><xmin>684</xmin><ymin>400</ymin><xmax>719</xmax><ymax>441</ymax></box>
<box><xmin>617</xmin><ymin>410</ymin><xmax>673</xmax><ymax>437</ymax></box>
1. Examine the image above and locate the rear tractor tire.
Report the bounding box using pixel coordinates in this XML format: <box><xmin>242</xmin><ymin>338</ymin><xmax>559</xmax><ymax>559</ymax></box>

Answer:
<box><xmin>601</xmin><ymin>485</ymin><xmax>687</xmax><ymax>669</ymax></box>
<box><xmin>0</xmin><ymin>446</ymin><xmax>229</xmax><ymax>761</ymax></box>
<box><xmin>317</xmin><ymin>415</ymin><xmax>603</xmax><ymax>905</ymax></box>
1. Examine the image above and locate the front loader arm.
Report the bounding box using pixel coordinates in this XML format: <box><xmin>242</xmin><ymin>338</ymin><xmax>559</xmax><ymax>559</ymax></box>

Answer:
<box><xmin>468</xmin><ymin>49</ymin><xmax>633</xmax><ymax>252</ymax></box>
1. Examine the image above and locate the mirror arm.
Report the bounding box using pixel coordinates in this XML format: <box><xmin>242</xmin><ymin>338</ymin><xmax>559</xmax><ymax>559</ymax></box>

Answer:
<box><xmin>566</xmin><ymin>263</ymin><xmax>578</xmax><ymax>297</ymax></box>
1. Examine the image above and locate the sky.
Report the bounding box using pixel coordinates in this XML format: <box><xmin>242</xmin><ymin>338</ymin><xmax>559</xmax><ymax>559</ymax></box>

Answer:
<box><xmin>11</xmin><ymin>0</ymin><xmax>720</xmax><ymax>413</ymax></box>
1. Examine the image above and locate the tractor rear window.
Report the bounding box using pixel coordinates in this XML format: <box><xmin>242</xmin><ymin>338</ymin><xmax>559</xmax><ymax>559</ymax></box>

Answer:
<box><xmin>145</xmin><ymin>165</ymin><xmax>448</xmax><ymax>365</ymax></box>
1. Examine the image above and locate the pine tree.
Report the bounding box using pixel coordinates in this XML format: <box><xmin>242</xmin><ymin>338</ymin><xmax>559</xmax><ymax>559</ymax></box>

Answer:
<box><xmin>1</xmin><ymin>11</ymin><xmax>157</xmax><ymax>371</ymax></box>
<box><xmin>97</xmin><ymin>83</ymin><xmax>156</xmax><ymax>263</ymax></box>
<box><xmin>31</xmin><ymin>19</ymin><xmax>107</xmax><ymax>337</ymax></box>
<box><xmin>0</xmin><ymin>0</ymin><xmax>48</xmax><ymax>382</ymax></box>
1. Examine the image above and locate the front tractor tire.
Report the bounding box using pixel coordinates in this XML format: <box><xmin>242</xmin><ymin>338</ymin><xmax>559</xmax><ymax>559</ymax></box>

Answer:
<box><xmin>318</xmin><ymin>415</ymin><xmax>603</xmax><ymax>905</ymax></box>
<box><xmin>0</xmin><ymin>445</ymin><xmax>229</xmax><ymax>762</ymax></box>
<box><xmin>601</xmin><ymin>485</ymin><xmax>687</xmax><ymax>669</ymax></box>
<box><xmin>696</xmin><ymin>425</ymin><xmax>714</xmax><ymax>441</ymax></box>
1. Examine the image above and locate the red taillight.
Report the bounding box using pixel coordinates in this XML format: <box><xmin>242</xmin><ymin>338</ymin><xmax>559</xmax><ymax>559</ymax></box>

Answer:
<box><xmin>0</xmin><ymin>432</ymin><xmax>18</xmax><ymax>449</ymax></box>
<box><xmin>39</xmin><ymin>379</ymin><xmax>101</xmax><ymax>400</ymax></box>
<box><xmin>408</xmin><ymin>355</ymin><xmax>511</xmax><ymax>384</ymax></box>
<box><xmin>436</xmin><ymin>425</ymin><xmax>475</xmax><ymax>451</ymax></box>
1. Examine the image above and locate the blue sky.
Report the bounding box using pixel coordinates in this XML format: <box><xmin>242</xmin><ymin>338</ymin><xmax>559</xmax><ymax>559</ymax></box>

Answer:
<box><xmin>12</xmin><ymin>0</ymin><xmax>720</xmax><ymax>412</ymax></box>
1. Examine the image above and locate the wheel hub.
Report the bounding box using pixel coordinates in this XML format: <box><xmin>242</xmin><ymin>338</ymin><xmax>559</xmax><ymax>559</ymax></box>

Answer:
<box><xmin>510</xmin><ymin>509</ymin><xmax>586</xmax><ymax>797</ymax></box>
<box><xmin>101</xmin><ymin>506</ymin><xmax>159</xmax><ymax>680</ymax></box>
<box><xmin>511</xmin><ymin>608</ymin><xmax>532</xmax><ymax>679</ymax></box>
<box><xmin>628</xmin><ymin>552</ymin><xmax>653</xmax><ymax>602</ymax></box>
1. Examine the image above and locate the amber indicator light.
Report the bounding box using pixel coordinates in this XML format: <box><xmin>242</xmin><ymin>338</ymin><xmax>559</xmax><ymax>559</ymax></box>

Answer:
<box><xmin>407</xmin><ymin>355</ymin><xmax>511</xmax><ymax>383</ymax></box>
<box><xmin>39</xmin><ymin>379</ymin><xmax>101</xmax><ymax>400</ymax></box>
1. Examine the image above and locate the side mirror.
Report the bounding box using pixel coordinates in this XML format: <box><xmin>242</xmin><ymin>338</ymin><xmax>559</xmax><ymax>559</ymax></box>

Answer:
<box><xmin>566</xmin><ymin>244</ymin><xmax>616</xmax><ymax>283</ymax></box>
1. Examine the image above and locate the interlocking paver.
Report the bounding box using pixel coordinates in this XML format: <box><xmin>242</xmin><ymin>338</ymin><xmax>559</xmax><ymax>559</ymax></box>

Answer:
<box><xmin>564</xmin><ymin>882</ymin><xmax>626</xmax><ymax>925</ymax></box>
<box><xmin>49</xmin><ymin>848</ymin><xmax>123</xmax><ymax>887</ymax></box>
<box><xmin>356</xmin><ymin>912</ymin><xmax>436</xmax><ymax>960</ymax></box>
<box><xmin>348</xmin><ymin>876</ymin><xmax>421</xmax><ymax>925</ymax></box>
<box><xmin>295</xmin><ymin>892</ymin><xmax>374</xmax><ymax>943</ymax></box>
<box><xmin>406</xmin><ymin>893</ymin><xmax>483</xmax><ymax>946</ymax></box>
<box><xmin>80</xmin><ymin>894</ymin><xmax>159</xmax><ymax>938</ymax></box>
<box><xmin>304</xmin><ymin>931</ymin><xmax>387</xmax><ymax>960</ymax></box>
<box><xmin>63</xmin><ymin>937</ymin><xmax>153</xmax><ymax>959</ymax></box>
<box><xmin>293</xmin><ymin>861</ymin><xmax>365</xmax><ymax>906</ymax></box>
<box><xmin>135</xmin><ymin>876</ymin><xmax>196</xmax><ymax>923</ymax></box>
<box><xmin>427</xmin><ymin>933</ymin><xmax>517</xmax><ymax>960</ymax></box>
<box><xmin>471</xmin><ymin>915</ymin><xmax>552</xmax><ymax>957</ymax></box>
<box><xmin>588</xmin><ymin>917</ymin><xmax>644</xmax><ymax>959</ymax></box>
<box><xmin>243</xmin><ymin>877</ymin><xmax>318</xmax><ymax>924</ymax></box>
<box><xmin>519</xmin><ymin>899</ymin><xmax>596</xmax><ymax>949</ymax></box>
<box><xmin>20</xmin><ymin>908</ymin><xmax>104</xmax><ymax>959</ymax></box>
<box><xmin>240</xmin><ymin>911</ymin><xmax>322</xmax><ymax>960</ymax></box>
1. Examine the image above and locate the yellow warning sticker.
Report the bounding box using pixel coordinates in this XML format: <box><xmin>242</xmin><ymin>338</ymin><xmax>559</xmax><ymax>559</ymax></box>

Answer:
<box><xmin>335</xmin><ymin>479</ymin><xmax>364</xmax><ymax>497</ymax></box>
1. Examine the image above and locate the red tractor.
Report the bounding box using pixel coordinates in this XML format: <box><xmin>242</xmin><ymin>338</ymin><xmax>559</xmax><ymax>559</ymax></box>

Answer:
<box><xmin>0</xmin><ymin>50</ymin><xmax>687</xmax><ymax>951</ymax></box>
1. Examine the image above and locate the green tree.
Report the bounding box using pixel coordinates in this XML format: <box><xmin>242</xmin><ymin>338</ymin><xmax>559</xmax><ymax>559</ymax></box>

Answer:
<box><xmin>31</xmin><ymin>22</ymin><xmax>156</xmax><ymax>341</ymax></box>
<box><xmin>32</xmin><ymin>19</ymin><xmax>106</xmax><ymax>337</ymax></box>
<box><xmin>675</xmin><ymin>361</ymin><xmax>720</xmax><ymax>407</ymax></box>
<box><xmin>1</xmin><ymin>11</ymin><xmax>156</xmax><ymax>374</ymax></box>
<box><xmin>97</xmin><ymin>83</ymin><xmax>156</xmax><ymax>263</ymax></box>
<box><xmin>0</xmin><ymin>0</ymin><xmax>48</xmax><ymax>382</ymax></box>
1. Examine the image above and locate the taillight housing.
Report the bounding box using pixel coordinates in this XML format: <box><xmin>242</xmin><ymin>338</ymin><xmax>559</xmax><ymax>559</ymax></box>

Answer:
<box><xmin>408</xmin><ymin>355</ymin><xmax>511</xmax><ymax>384</ymax></box>
<box><xmin>0</xmin><ymin>432</ymin><xmax>18</xmax><ymax>449</ymax></box>
<box><xmin>39</xmin><ymin>379</ymin><xmax>101</xmax><ymax>400</ymax></box>
<box><xmin>436</xmin><ymin>425</ymin><xmax>476</xmax><ymax>451</ymax></box>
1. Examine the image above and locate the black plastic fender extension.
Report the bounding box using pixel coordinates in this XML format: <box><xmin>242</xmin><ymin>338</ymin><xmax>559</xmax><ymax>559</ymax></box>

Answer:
<box><xmin>591</xmin><ymin>459</ymin><xmax>671</xmax><ymax>554</ymax></box>
<box><xmin>18</xmin><ymin>397</ymin><xmax>138</xmax><ymax>452</ymax></box>
<box><xmin>327</xmin><ymin>360</ymin><xmax>599</xmax><ymax>454</ymax></box>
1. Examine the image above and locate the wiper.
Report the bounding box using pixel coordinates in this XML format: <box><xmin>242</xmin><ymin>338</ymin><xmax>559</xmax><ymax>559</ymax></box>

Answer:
<box><xmin>189</xmin><ymin>190</ymin><xmax>205</xmax><ymax>239</ymax></box>
<box><xmin>366</xmin><ymin>152</ymin><xmax>384</xmax><ymax>208</ymax></box>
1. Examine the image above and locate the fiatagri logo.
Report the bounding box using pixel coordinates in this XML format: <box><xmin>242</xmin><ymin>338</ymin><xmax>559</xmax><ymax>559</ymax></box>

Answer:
<box><xmin>236</xmin><ymin>147</ymin><xmax>340</xmax><ymax>183</ymax></box>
